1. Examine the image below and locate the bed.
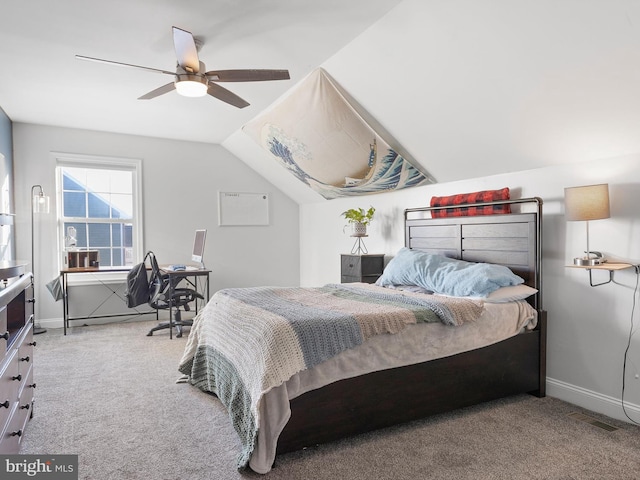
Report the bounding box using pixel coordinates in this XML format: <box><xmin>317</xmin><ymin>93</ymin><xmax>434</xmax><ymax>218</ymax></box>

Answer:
<box><xmin>179</xmin><ymin>197</ymin><xmax>546</xmax><ymax>474</ymax></box>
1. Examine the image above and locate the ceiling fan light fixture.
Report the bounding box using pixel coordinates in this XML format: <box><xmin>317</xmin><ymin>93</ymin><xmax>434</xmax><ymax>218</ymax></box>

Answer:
<box><xmin>175</xmin><ymin>74</ymin><xmax>208</xmax><ymax>97</ymax></box>
<box><xmin>77</xmin><ymin>27</ymin><xmax>289</xmax><ymax>107</ymax></box>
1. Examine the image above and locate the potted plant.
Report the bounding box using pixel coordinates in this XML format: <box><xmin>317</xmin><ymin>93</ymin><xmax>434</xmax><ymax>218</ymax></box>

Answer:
<box><xmin>341</xmin><ymin>206</ymin><xmax>375</xmax><ymax>237</ymax></box>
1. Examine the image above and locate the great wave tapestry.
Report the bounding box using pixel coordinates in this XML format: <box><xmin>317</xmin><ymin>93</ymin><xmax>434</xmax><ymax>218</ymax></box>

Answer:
<box><xmin>242</xmin><ymin>68</ymin><xmax>434</xmax><ymax>200</ymax></box>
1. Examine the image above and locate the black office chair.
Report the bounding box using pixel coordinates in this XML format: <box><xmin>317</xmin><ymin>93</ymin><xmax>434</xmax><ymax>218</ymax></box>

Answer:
<box><xmin>145</xmin><ymin>251</ymin><xmax>203</xmax><ymax>338</ymax></box>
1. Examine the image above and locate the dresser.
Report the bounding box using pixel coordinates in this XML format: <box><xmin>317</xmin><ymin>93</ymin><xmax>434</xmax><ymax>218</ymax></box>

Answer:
<box><xmin>0</xmin><ymin>268</ymin><xmax>35</xmax><ymax>454</ymax></box>
<box><xmin>340</xmin><ymin>254</ymin><xmax>385</xmax><ymax>284</ymax></box>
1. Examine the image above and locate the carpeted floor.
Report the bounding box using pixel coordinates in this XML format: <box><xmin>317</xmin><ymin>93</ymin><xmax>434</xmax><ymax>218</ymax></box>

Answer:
<box><xmin>19</xmin><ymin>320</ymin><xmax>640</xmax><ymax>479</ymax></box>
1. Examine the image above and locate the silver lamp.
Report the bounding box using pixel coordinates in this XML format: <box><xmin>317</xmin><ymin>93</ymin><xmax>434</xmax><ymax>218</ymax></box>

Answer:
<box><xmin>564</xmin><ymin>183</ymin><xmax>610</xmax><ymax>266</ymax></box>
<box><xmin>31</xmin><ymin>185</ymin><xmax>50</xmax><ymax>334</ymax></box>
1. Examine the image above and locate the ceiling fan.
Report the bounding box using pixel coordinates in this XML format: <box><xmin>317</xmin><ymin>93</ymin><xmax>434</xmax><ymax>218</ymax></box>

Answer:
<box><xmin>76</xmin><ymin>26</ymin><xmax>290</xmax><ymax>108</ymax></box>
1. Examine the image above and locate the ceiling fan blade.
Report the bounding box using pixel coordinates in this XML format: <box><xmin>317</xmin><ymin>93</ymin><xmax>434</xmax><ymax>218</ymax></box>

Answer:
<box><xmin>75</xmin><ymin>55</ymin><xmax>175</xmax><ymax>76</ymax></box>
<box><xmin>205</xmin><ymin>69</ymin><xmax>290</xmax><ymax>82</ymax></box>
<box><xmin>207</xmin><ymin>83</ymin><xmax>250</xmax><ymax>108</ymax></box>
<box><xmin>172</xmin><ymin>26</ymin><xmax>200</xmax><ymax>73</ymax></box>
<box><xmin>138</xmin><ymin>82</ymin><xmax>176</xmax><ymax>100</ymax></box>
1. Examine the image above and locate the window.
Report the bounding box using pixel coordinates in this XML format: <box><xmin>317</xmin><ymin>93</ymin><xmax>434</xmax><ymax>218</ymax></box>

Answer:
<box><xmin>55</xmin><ymin>154</ymin><xmax>142</xmax><ymax>268</ymax></box>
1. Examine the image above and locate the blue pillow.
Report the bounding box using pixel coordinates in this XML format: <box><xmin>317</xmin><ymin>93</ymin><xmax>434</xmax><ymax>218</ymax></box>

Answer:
<box><xmin>376</xmin><ymin>247</ymin><xmax>524</xmax><ymax>298</ymax></box>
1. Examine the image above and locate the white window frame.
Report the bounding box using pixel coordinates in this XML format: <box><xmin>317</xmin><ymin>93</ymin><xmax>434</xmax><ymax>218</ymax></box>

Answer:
<box><xmin>53</xmin><ymin>152</ymin><xmax>143</xmax><ymax>284</ymax></box>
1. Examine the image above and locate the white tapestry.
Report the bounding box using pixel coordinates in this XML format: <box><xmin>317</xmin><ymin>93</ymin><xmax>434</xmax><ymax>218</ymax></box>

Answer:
<box><xmin>243</xmin><ymin>68</ymin><xmax>434</xmax><ymax>200</ymax></box>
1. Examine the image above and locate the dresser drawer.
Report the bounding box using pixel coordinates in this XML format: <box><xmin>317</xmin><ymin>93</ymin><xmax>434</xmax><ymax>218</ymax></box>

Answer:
<box><xmin>0</xmin><ymin>360</ymin><xmax>33</xmax><ymax>454</ymax></box>
<box><xmin>15</xmin><ymin>366</ymin><xmax>34</xmax><ymax>438</ymax></box>
<box><xmin>24</xmin><ymin>283</ymin><xmax>34</xmax><ymax>324</ymax></box>
<box><xmin>0</xmin><ymin>348</ymin><xmax>20</xmax><ymax>404</ymax></box>
<box><xmin>0</xmin><ymin>394</ymin><xmax>11</xmax><ymax>442</ymax></box>
<box><xmin>17</xmin><ymin>324</ymin><xmax>34</xmax><ymax>375</ymax></box>
<box><xmin>0</xmin><ymin>368</ymin><xmax>34</xmax><ymax>454</ymax></box>
<box><xmin>0</xmin><ymin>307</ymin><xmax>6</xmax><ymax>353</ymax></box>
<box><xmin>0</xmin><ymin>348</ymin><xmax>19</xmax><ymax>441</ymax></box>
<box><xmin>0</xmin><ymin>402</ymin><xmax>24</xmax><ymax>454</ymax></box>
<box><xmin>0</xmin><ymin>395</ymin><xmax>10</xmax><ymax>440</ymax></box>
<box><xmin>17</xmin><ymin>364</ymin><xmax>34</xmax><ymax>409</ymax></box>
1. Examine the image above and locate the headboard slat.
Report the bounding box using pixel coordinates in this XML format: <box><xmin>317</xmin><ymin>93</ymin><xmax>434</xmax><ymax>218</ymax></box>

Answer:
<box><xmin>463</xmin><ymin>237</ymin><xmax>530</xmax><ymax>252</ymax></box>
<box><xmin>462</xmin><ymin>222</ymin><xmax>530</xmax><ymax>238</ymax></box>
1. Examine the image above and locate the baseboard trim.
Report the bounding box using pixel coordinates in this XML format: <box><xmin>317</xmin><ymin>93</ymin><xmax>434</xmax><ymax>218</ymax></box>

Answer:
<box><xmin>36</xmin><ymin>317</ymin><xmax>64</xmax><ymax>330</ymax></box>
<box><xmin>35</xmin><ymin>313</ymin><xmax>159</xmax><ymax>330</ymax></box>
<box><xmin>547</xmin><ymin>377</ymin><xmax>640</xmax><ymax>424</ymax></box>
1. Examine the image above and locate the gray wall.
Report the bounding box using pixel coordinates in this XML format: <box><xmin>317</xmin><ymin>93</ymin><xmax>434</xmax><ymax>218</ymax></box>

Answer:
<box><xmin>0</xmin><ymin>108</ymin><xmax>14</xmax><ymax>261</ymax></box>
<box><xmin>12</xmin><ymin>123</ymin><xmax>300</xmax><ymax>326</ymax></box>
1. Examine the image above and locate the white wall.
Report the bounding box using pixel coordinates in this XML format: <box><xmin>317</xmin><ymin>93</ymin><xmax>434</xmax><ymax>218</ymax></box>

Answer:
<box><xmin>13</xmin><ymin>123</ymin><xmax>300</xmax><ymax>327</ymax></box>
<box><xmin>321</xmin><ymin>0</ymin><xmax>640</xmax><ymax>185</ymax></box>
<box><xmin>226</xmin><ymin>0</ymin><xmax>640</xmax><ymax>208</ymax></box>
<box><xmin>300</xmin><ymin>155</ymin><xmax>640</xmax><ymax>422</ymax></box>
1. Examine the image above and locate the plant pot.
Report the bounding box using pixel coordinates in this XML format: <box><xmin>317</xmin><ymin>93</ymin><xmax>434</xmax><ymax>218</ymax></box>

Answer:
<box><xmin>350</xmin><ymin>222</ymin><xmax>367</xmax><ymax>237</ymax></box>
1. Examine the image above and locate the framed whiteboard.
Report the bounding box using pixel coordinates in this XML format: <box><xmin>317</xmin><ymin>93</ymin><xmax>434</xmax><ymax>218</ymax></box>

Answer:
<box><xmin>218</xmin><ymin>192</ymin><xmax>270</xmax><ymax>226</ymax></box>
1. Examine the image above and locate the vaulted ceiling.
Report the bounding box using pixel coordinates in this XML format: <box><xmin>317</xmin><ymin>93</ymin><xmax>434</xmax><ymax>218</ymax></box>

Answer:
<box><xmin>3</xmin><ymin>1</ymin><xmax>640</xmax><ymax>204</ymax></box>
<box><xmin>0</xmin><ymin>0</ymin><xmax>402</xmax><ymax>144</ymax></box>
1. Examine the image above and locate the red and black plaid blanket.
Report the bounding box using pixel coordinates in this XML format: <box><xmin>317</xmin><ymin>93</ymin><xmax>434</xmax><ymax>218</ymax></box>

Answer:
<box><xmin>430</xmin><ymin>187</ymin><xmax>511</xmax><ymax>218</ymax></box>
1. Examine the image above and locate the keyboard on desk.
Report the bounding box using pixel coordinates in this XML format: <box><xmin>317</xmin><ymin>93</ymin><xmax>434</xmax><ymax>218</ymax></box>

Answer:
<box><xmin>163</xmin><ymin>265</ymin><xmax>199</xmax><ymax>272</ymax></box>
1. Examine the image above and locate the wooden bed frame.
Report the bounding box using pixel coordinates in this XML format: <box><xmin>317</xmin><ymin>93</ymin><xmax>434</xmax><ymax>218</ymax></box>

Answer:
<box><xmin>276</xmin><ymin>198</ymin><xmax>546</xmax><ymax>455</ymax></box>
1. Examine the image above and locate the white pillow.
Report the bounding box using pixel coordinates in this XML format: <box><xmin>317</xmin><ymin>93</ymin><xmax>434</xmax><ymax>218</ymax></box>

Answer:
<box><xmin>484</xmin><ymin>284</ymin><xmax>538</xmax><ymax>303</ymax></box>
<box><xmin>433</xmin><ymin>284</ymin><xmax>537</xmax><ymax>303</ymax></box>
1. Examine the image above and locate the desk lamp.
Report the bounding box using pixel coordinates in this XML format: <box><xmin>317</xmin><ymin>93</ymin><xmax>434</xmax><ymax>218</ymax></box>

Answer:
<box><xmin>564</xmin><ymin>183</ymin><xmax>610</xmax><ymax>266</ymax></box>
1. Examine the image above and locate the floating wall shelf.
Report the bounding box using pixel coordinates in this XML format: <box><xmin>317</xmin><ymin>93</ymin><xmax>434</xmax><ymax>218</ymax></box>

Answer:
<box><xmin>566</xmin><ymin>262</ymin><xmax>635</xmax><ymax>287</ymax></box>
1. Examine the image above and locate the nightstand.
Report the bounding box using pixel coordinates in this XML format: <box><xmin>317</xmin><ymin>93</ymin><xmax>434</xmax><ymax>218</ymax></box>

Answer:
<box><xmin>341</xmin><ymin>254</ymin><xmax>384</xmax><ymax>284</ymax></box>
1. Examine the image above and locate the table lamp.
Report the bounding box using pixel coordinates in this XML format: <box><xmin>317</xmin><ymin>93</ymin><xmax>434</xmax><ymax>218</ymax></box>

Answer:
<box><xmin>564</xmin><ymin>183</ymin><xmax>610</xmax><ymax>266</ymax></box>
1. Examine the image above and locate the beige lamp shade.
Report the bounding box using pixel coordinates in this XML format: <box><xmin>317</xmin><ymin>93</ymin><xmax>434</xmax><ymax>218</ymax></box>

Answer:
<box><xmin>564</xmin><ymin>184</ymin><xmax>610</xmax><ymax>221</ymax></box>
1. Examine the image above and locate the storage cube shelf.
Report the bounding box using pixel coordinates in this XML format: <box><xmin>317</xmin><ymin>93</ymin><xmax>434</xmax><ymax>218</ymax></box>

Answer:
<box><xmin>340</xmin><ymin>254</ymin><xmax>385</xmax><ymax>284</ymax></box>
<box><xmin>64</xmin><ymin>250</ymin><xmax>99</xmax><ymax>269</ymax></box>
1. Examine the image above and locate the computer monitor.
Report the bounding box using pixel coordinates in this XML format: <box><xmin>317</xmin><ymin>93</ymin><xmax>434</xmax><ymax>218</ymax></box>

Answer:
<box><xmin>192</xmin><ymin>229</ymin><xmax>207</xmax><ymax>268</ymax></box>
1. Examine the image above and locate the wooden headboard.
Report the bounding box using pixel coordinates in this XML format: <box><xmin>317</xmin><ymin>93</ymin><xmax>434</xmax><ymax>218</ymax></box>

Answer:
<box><xmin>404</xmin><ymin>197</ymin><xmax>543</xmax><ymax>310</ymax></box>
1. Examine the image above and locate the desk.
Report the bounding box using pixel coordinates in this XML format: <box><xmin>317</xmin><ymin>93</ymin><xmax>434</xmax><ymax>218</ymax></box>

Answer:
<box><xmin>61</xmin><ymin>266</ymin><xmax>210</xmax><ymax>337</ymax></box>
<box><xmin>158</xmin><ymin>266</ymin><xmax>211</xmax><ymax>339</ymax></box>
<box><xmin>60</xmin><ymin>266</ymin><xmax>149</xmax><ymax>335</ymax></box>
